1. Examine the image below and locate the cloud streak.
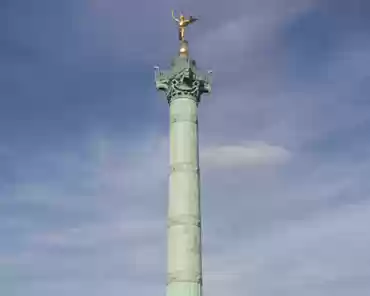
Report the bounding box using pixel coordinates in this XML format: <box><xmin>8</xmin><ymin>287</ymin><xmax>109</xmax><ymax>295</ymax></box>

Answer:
<box><xmin>201</xmin><ymin>142</ymin><xmax>291</xmax><ymax>168</ymax></box>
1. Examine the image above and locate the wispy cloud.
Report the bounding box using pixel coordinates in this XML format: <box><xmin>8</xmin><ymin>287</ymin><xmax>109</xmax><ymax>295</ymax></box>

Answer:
<box><xmin>201</xmin><ymin>141</ymin><xmax>291</xmax><ymax>168</ymax></box>
<box><xmin>203</xmin><ymin>200</ymin><xmax>370</xmax><ymax>295</ymax></box>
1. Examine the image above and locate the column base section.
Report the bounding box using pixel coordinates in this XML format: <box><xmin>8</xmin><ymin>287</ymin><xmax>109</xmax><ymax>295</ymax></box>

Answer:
<box><xmin>167</xmin><ymin>282</ymin><xmax>202</xmax><ymax>296</ymax></box>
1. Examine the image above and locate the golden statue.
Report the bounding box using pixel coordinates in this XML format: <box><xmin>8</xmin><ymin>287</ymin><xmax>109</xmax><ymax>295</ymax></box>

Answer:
<box><xmin>172</xmin><ymin>10</ymin><xmax>198</xmax><ymax>41</ymax></box>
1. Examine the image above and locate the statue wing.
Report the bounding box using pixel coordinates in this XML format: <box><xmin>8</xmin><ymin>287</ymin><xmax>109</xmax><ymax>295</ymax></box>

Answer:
<box><xmin>172</xmin><ymin>10</ymin><xmax>179</xmax><ymax>22</ymax></box>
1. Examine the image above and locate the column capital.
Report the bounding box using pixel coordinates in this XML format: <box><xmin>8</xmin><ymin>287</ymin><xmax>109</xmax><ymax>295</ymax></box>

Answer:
<box><xmin>154</xmin><ymin>54</ymin><xmax>212</xmax><ymax>104</ymax></box>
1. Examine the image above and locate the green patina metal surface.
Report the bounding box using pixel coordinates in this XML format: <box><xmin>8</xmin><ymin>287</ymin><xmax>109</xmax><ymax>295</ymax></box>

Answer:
<box><xmin>155</xmin><ymin>38</ymin><xmax>212</xmax><ymax>296</ymax></box>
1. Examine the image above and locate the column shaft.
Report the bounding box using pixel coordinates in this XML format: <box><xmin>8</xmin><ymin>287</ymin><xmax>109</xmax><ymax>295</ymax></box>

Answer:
<box><xmin>167</xmin><ymin>96</ymin><xmax>202</xmax><ymax>296</ymax></box>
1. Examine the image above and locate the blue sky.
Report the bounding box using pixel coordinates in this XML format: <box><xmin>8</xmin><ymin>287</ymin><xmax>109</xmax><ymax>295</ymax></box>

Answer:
<box><xmin>1</xmin><ymin>0</ymin><xmax>370</xmax><ymax>295</ymax></box>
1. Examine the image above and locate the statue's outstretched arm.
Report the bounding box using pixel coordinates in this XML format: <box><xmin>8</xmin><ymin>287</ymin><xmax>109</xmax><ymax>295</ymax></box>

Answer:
<box><xmin>189</xmin><ymin>16</ymin><xmax>198</xmax><ymax>23</ymax></box>
<box><xmin>182</xmin><ymin>17</ymin><xmax>197</xmax><ymax>27</ymax></box>
<box><xmin>172</xmin><ymin>10</ymin><xmax>179</xmax><ymax>22</ymax></box>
